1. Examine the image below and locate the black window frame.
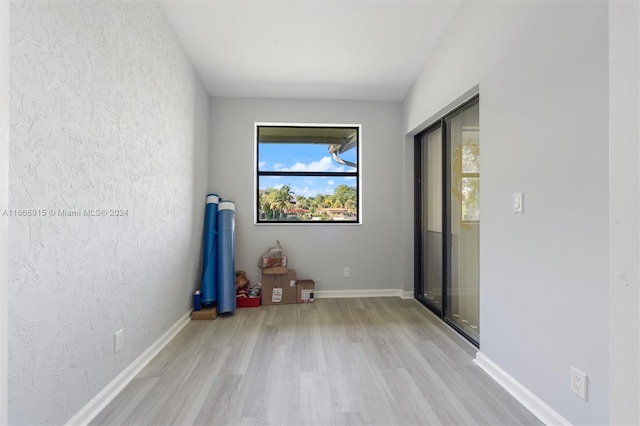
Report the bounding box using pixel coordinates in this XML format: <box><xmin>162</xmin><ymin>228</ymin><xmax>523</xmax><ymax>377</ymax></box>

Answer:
<box><xmin>255</xmin><ymin>123</ymin><xmax>361</xmax><ymax>224</ymax></box>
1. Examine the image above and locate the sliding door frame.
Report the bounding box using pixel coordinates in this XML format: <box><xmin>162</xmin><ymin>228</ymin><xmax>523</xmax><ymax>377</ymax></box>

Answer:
<box><xmin>414</xmin><ymin>94</ymin><xmax>480</xmax><ymax>348</ymax></box>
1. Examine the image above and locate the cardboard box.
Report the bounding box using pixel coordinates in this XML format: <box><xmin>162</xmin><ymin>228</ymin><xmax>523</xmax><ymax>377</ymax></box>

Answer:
<box><xmin>261</xmin><ymin>269</ymin><xmax>297</xmax><ymax>305</ymax></box>
<box><xmin>261</xmin><ymin>266</ymin><xmax>288</xmax><ymax>275</ymax></box>
<box><xmin>296</xmin><ymin>280</ymin><xmax>315</xmax><ymax>303</ymax></box>
<box><xmin>191</xmin><ymin>306</ymin><xmax>218</xmax><ymax>320</ymax></box>
<box><xmin>236</xmin><ymin>296</ymin><xmax>260</xmax><ymax>308</ymax></box>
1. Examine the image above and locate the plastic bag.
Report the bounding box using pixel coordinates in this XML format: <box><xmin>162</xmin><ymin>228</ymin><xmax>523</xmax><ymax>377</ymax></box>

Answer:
<box><xmin>258</xmin><ymin>240</ymin><xmax>287</xmax><ymax>268</ymax></box>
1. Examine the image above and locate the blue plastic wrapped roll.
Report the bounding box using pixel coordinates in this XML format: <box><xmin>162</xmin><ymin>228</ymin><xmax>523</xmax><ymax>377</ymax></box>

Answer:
<box><xmin>216</xmin><ymin>200</ymin><xmax>236</xmax><ymax>313</ymax></box>
<box><xmin>200</xmin><ymin>194</ymin><xmax>219</xmax><ymax>305</ymax></box>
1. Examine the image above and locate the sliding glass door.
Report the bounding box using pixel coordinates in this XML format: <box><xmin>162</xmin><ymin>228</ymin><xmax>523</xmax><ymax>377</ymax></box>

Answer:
<box><xmin>418</xmin><ymin>126</ymin><xmax>444</xmax><ymax>315</ymax></box>
<box><xmin>415</xmin><ymin>96</ymin><xmax>479</xmax><ymax>345</ymax></box>
<box><xmin>446</xmin><ymin>100</ymin><xmax>479</xmax><ymax>342</ymax></box>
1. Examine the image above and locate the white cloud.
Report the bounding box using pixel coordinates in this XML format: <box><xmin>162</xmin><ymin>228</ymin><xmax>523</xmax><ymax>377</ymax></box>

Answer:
<box><xmin>258</xmin><ymin>161</ymin><xmax>267</xmax><ymax>169</ymax></box>
<box><xmin>292</xmin><ymin>186</ymin><xmax>317</xmax><ymax>198</ymax></box>
<box><xmin>290</xmin><ymin>184</ymin><xmax>345</xmax><ymax>199</ymax></box>
<box><xmin>276</xmin><ymin>156</ymin><xmax>345</xmax><ymax>173</ymax></box>
<box><xmin>327</xmin><ymin>180</ymin><xmax>335</xmax><ymax>185</ymax></box>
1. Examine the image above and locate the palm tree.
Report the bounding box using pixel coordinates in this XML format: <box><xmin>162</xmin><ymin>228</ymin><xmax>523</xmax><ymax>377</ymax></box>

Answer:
<box><xmin>269</xmin><ymin>185</ymin><xmax>294</xmax><ymax>220</ymax></box>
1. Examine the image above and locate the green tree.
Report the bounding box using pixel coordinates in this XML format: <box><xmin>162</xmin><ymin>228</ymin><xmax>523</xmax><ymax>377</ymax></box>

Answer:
<box><xmin>259</xmin><ymin>187</ymin><xmax>278</xmax><ymax>220</ymax></box>
<box><xmin>311</xmin><ymin>194</ymin><xmax>325</xmax><ymax>213</ymax></box>
<box><xmin>334</xmin><ymin>184</ymin><xmax>356</xmax><ymax>207</ymax></box>
<box><xmin>269</xmin><ymin>184</ymin><xmax>294</xmax><ymax>220</ymax></box>
<box><xmin>345</xmin><ymin>199</ymin><xmax>356</xmax><ymax>217</ymax></box>
<box><xmin>296</xmin><ymin>195</ymin><xmax>310</xmax><ymax>210</ymax></box>
<box><xmin>260</xmin><ymin>184</ymin><xmax>357</xmax><ymax>221</ymax></box>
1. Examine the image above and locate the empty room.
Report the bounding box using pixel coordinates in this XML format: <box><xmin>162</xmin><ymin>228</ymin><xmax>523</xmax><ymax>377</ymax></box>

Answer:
<box><xmin>1</xmin><ymin>0</ymin><xmax>639</xmax><ymax>425</ymax></box>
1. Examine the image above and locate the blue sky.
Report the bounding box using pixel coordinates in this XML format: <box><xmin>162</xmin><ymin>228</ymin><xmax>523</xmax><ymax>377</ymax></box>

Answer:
<box><xmin>258</xmin><ymin>143</ymin><xmax>357</xmax><ymax>198</ymax></box>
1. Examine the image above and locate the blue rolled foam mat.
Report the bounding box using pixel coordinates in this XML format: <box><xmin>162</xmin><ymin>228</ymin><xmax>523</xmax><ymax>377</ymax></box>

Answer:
<box><xmin>217</xmin><ymin>200</ymin><xmax>236</xmax><ymax>313</ymax></box>
<box><xmin>200</xmin><ymin>194</ymin><xmax>219</xmax><ymax>304</ymax></box>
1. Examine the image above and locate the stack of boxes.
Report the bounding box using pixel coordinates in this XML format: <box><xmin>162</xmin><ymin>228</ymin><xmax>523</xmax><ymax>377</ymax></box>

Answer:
<box><xmin>260</xmin><ymin>253</ymin><xmax>315</xmax><ymax>305</ymax></box>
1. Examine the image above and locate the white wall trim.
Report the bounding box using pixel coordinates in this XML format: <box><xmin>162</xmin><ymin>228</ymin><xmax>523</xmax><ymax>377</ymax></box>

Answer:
<box><xmin>65</xmin><ymin>310</ymin><xmax>192</xmax><ymax>426</ymax></box>
<box><xmin>474</xmin><ymin>352</ymin><xmax>571</xmax><ymax>426</ymax></box>
<box><xmin>315</xmin><ymin>289</ymin><xmax>407</xmax><ymax>299</ymax></box>
<box><xmin>400</xmin><ymin>290</ymin><xmax>414</xmax><ymax>299</ymax></box>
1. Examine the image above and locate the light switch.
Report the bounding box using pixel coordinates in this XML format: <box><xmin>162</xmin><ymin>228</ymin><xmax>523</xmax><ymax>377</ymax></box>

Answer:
<box><xmin>513</xmin><ymin>192</ymin><xmax>524</xmax><ymax>213</ymax></box>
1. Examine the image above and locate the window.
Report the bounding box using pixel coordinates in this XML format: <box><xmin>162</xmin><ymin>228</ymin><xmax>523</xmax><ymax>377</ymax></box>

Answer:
<box><xmin>256</xmin><ymin>124</ymin><xmax>360</xmax><ymax>223</ymax></box>
<box><xmin>452</xmin><ymin>127</ymin><xmax>479</xmax><ymax>223</ymax></box>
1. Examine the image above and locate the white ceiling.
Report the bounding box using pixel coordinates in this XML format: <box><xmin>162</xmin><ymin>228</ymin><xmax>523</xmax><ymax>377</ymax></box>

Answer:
<box><xmin>160</xmin><ymin>0</ymin><xmax>461</xmax><ymax>102</ymax></box>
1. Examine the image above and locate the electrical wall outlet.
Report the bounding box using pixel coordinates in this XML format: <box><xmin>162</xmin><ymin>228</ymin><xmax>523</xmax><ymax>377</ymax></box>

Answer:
<box><xmin>114</xmin><ymin>329</ymin><xmax>124</xmax><ymax>353</ymax></box>
<box><xmin>570</xmin><ymin>367</ymin><xmax>587</xmax><ymax>400</ymax></box>
<box><xmin>344</xmin><ymin>267</ymin><xmax>351</xmax><ymax>278</ymax></box>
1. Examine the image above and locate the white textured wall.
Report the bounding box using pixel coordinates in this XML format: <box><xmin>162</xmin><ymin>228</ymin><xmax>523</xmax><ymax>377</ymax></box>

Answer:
<box><xmin>609</xmin><ymin>1</ymin><xmax>640</xmax><ymax>424</ymax></box>
<box><xmin>210</xmin><ymin>98</ymin><xmax>403</xmax><ymax>293</ymax></box>
<box><xmin>9</xmin><ymin>1</ymin><xmax>209</xmax><ymax>424</ymax></box>
<box><xmin>1</xmin><ymin>0</ymin><xmax>10</xmax><ymax>423</ymax></box>
<box><xmin>403</xmin><ymin>1</ymin><xmax>609</xmax><ymax>424</ymax></box>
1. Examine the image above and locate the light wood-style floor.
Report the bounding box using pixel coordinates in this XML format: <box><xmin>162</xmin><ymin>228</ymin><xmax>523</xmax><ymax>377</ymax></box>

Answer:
<box><xmin>91</xmin><ymin>298</ymin><xmax>542</xmax><ymax>426</ymax></box>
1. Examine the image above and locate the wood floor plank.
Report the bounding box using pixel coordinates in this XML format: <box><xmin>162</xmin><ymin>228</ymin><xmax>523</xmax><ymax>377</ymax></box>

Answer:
<box><xmin>92</xmin><ymin>298</ymin><xmax>543</xmax><ymax>426</ymax></box>
<box><xmin>299</xmin><ymin>371</ymin><xmax>333</xmax><ymax>425</ymax></box>
<box><xmin>88</xmin><ymin>377</ymin><xmax>159</xmax><ymax>426</ymax></box>
<box><xmin>379</xmin><ymin>367</ymin><xmax>442</xmax><ymax>425</ymax></box>
<box><xmin>193</xmin><ymin>374</ymin><xmax>242</xmax><ymax>425</ymax></box>
<box><xmin>224</xmin><ymin>310</ymin><xmax>266</xmax><ymax>376</ymax></box>
<box><xmin>169</xmin><ymin>346</ymin><xmax>232</xmax><ymax>425</ymax></box>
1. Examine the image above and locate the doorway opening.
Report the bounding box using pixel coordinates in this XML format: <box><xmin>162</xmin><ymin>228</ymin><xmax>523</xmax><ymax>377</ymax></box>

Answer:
<box><xmin>414</xmin><ymin>95</ymin><xmax>480</xmax><ymax>346</ymax></box>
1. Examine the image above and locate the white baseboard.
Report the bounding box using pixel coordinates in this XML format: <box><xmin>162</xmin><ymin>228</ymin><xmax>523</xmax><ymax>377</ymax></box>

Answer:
<box><xmin>474</xmin><ymin>352</ymin><xmax>571</xmax><ymax>426</ymax></box>
<box><xmin>315</xmin><ymin>289</ymin><xmax>408</xmax><ymax>299</ymax></box>
<box><xmin>66</xmin><ymin>310</ymin><xmax>192</xmax><ymax>426</ymax></box>
<box><xmin>400</xmin><ymin>290</ymin><xmax>414</xmax><ymax>299</ymax></box>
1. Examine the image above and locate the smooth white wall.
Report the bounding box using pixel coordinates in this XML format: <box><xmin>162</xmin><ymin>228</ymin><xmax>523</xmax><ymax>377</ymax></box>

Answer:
<box><xmin>403</xmin><ymin>2</ymin><xmax>609</xmax><ymax>424</ymax></box>
<box><xmin>9</xmin><ymin>1</ymin><xmax>209</xmax><ymax>424</ymax></box>
<box><xmin>210</xmin><ymin>98</ymin><xmax>403</xmax><ymax>292</ymax></box>
<box><xmin>609</xmin><ymin>1</ymin><xmax>640</xmax><ymax>424</ymax></box>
